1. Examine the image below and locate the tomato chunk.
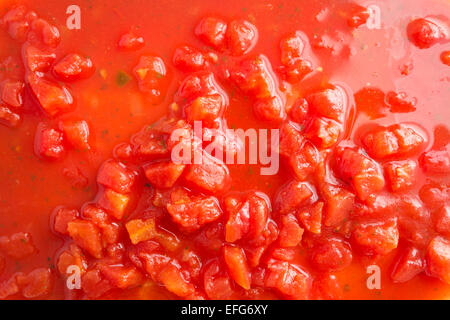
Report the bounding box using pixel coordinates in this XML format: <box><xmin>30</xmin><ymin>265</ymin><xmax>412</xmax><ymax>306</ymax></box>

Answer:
<box><xmin>28</xmin><ymin>18</ymin><xmax>60</xmax><ymax>48</ymax></box>
<box><xmin>118</xmin><ymin>31</ymin><xmax>145</xmax><ymax>50</ymax></box>
<box><xmin>274</xmin><ymin>181</ymin><xmax>314</xmax><ymax>215</ymax></box>
<box><xmin>143</xmin><ymin>161</ymin><xmax>185</xmax><ymax>189</ymax></box>
<box><xmin>0</xmin><ymin>104</ymin><xmax>21</xmax><ymax>128</ymax></box>
<box><xmin>321</xmin><ymin>183</ymin><xmax>355</xmax><ymax>227</ymax></box>
<box><xmin>22</xmin><ymin>43</ymin><xmax>56</xmax><ymax>72</ymax></box>
<box><xmin>167</xmin><ymin>194</ymin><xmax>222</xmax><ymax>232</ymax></box>
<box><xmin>391</xmin><ymin>247</ymin><xmax>424</xmax><ymax>283</ymax></box>
<box><xmin>297</xmin><ymin>201</ymin><xmax>323</xmax><ymax>234</ymax></box>
<box><xmin>419</xmin><ymin>182</ymin><xmax>449</xmax><ymax>210</ymax></box>
<box><xmin>419</xmin><ymin>147</ymin><xmax>450</xmax><ymax>174</ymax></box>
<box><xmin>307</xmin><ymin>87</ymin><xmax>346</xmax><ymax>122</ymax></box>
<box><xmin>53</xmin><ymin>53</ymin><xmax>94</xmax><ymax>81</ymax></box>
<box><xmin>226</xmin><ymin>19</ymin><xmax>257</xmax><ymax>56</ymax></box>
<box><xmin>27</xmin><ymin>73</ymin><xmax>74</xmax><ymax>116</ymax></box>
<box><xmin>97</xmin><ymin>159</ymin><xmax>136</xmax><ymax>194</ymax></box>
<box><xmin>158</xmin><ymin>263</ymin><xmax>195</xmax><ymax>297</ymax></box>
<box><xmin>224</xmin><ymin>245</ymin><xmax>251</xmax><ymax>290</ymax></box>
<box><xmin>97</xmin><ymin>188</ymin><xmax>131</xmax><ymax>220</ymax></box>
<box><xmin>265</xmin><ymin>260</ymin><xmax>311</xmax><ymax>299</ymax></box>
<box><xmin>133</xmin><ymin>55</ymin><xmax>167</xmax><ymax>99</ymax></box>
<box><xmin>203</xmin><ymin>260</ymin><xmax>234</xmax><ymax>299</ymax></box>
<box><xmin>279</xmin><ymin>214</ymin><xmax>304</xmax><ymax>247</ymax></box>
<box><xmin>384</xmin><ymin>160</ymin><xmax>417</xmax><ymax>192</ymax></box>
<box><xmin>17</xmin><ymin>268</ymin><xmax>53</xmax><ymax>299</ymax></box>
<box><xmin>34</xmin><ymin>124</ymin><xmax>65</xmax><ymax>160</ymax></box>
<box><xmin>352</xmin><ymin>219</ymin><xmax>399</xmax><ymax>255</ymax></box>
<box><xmin>67</xmin><ymin>219</ymin><xmax>103</xmax><ymax>258</ymax></box>
<box><xmin>434</xmin><ymin>206</ymin><xmax>450</xmax><ymax>236</ymax></box>
<box><xmin>59</xmin><ymin>119</ymin><xmax>91</xmax><ymax>151</ymax></box>
<box><xmin>53</xmin><ymin>207</ymin><xmax>79</xmax><ymax>235</ymax></box>
<box><xmin>407</xmin><ymin>18</ymin><xmax>448</xmax><ymax>49</ymax></box>
<box><xmin>173</xmin><ymin>45</ymin><xmax>214</xmax><ymax>72</ymax></box>
<box><xmin>1</xmin><ymin>80</ymin><xmax>24</xmax><ymax>108</ymax></box>
<box><xmin>305</xmin><ymin>117</ymin><xmax>342</xmax><ymax>149</ymax></box>
<box><xmin>100</xmin><ymin>265</ymin><xmax>144</xmax><ymax>289</ymax></box>
<box><xmin>0</xmin><ymin>232</ymin><xmax>36</xmax><ymax>259</ymax></box>
<box><xmin>308</xmin><ymin>238</ymin><xmax>352</xmax><ymax>272</ymax></box>
<box><xmin>426</xmin><ymin>236</ymin><xmax>450</xmax><ymax>284</ymax></box>
<box><xmin>385</xmin><ymin>91</ymin><xmax>417</xmax><ymax>113</ymax></box>
<box><xmin>195</xmin><ymin>17</ymin><xmax>227</xmax><ymax>50</ymax></box>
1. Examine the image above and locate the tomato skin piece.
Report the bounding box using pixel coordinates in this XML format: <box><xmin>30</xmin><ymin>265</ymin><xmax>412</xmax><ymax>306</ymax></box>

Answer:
<box><xmin>195</xmin><ymin>17</ymin><xmax>227</xmax><ymax>50</ymax></box>
<box><xmin>58</xmin><ymin>119</ymin><xmax>91</xmax><ymax>151</ymax></box>
<box><xmin>53</xmin><ymin>54</ymin><xmax>95</xmax><ymax>81</ymax></box>
<box><xmin>143</xmin><ymin>161</ymin><xmax>185</xmax><ymax>189</ymax></box>
<box><xmin>226</xmin><ymin>19</ymin><xmax>257</xmax><ymax>56</ymax></box>
<box><xmin>223</xmin><ymin>245</ymin><xmax>251</xmax><ymax>290</ymax></box>
<box><xmin>1</xmin><ymin>80</ymin><xmax>24</xmax><ymax>108</ymax></box>
<box><xmin>352</xmin><ymin>219</ymin><xmax>399</xmax><ymax>255</ymax></box>
<box><xmin>0</xmin><ymin>104</ymin><xmax>21</xmax><ymax>128</ymax></box>
<box><xmin>391</xmin><ymin>247</ymin><xmax>424</xmax><ymax>283</ymax></box>
<box><xmin>67</xmin><ymin>219</ymin><xmax>103</xmax><ymax>259</ymax></box>
<box><xmin>22</xmin><ymin>43</ymin><xmax>56</xmax><ymax>72</ymax></box>
<box><xmin>0</xmin><ymin>232</ymin><xmax>36</xmax><ymax>259</ymax></box>
<box><xmin>118</xmin><ymin>31</ymin><xmax>145</xmax><ymax>50</ymax></box>
<box><xmin>426</xmin><ymin>236</ymin><xmax>450</xmax><ymax>284</ymax></box>
<box><xmin>308</xmin><ymin>238</ymin><xmax>352</xmax><ymax>272</ymax></box>
<box><xmin>34</xmin><ymin>124</ymin><xmax>65</xmax><ymax>160</ymax></box>
<box><xmin>407</xmin><ymin>18</ymin><xmax>448</xmax><ymax>49</ymax></box>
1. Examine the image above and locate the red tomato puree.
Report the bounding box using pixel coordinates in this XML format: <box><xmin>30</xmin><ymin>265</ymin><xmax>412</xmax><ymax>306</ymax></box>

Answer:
<box><xmin>0</xmin><ymin>0</ymin><xmax>449</xmax><ymax>300</ymax></box>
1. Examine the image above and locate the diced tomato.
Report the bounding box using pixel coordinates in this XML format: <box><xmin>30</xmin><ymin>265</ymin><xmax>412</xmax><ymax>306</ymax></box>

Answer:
<box><xmin>434</xmin><ymin>206</ymin><xmax>450</xmax><ymax>236</ymax></box>
<box><xmin>281</xmin><ymin>59</ymin><xmax>313</xmax><ymax>83</ymax></box>
<box><xmin>308</xmin><ymin>238</ymin><xmax>352</xmax><ymax>271</ymax></box>
<box><xmin>280</xmin><ymin>32</ymin><xmax>306</xmax><ymax>66</ymax></box>
<box><xmin>126</xmin><ymin>218</ymin><xmax>158</xmax><ymax>245</ymax></box>
<box><xmin>195</xmin><ymin>17</ymin><xmax>227</xmax><ymax>50</ymax></box>
<box><xmin>307</xmin><ymin>87</ymin><xmax>346</xmax><ymax>122</ymax></box>
<box><xmin>226</xmin><ymin>19</ymin><xmax>257</xmax><ymax>56</ymax></box>
<box><xmin>133</xmin><ymin>55</ymin><xmax>167</xmax><ymax>98</ymax></box>
<box><xmin>22</xmin><ymin>43</ymin><xmax>56</xmax><ymax>72</ymax></box>
<box><xmin>184</xmin><ymin>93</ymin><xmax>225</xmax><ymax>126</ymax></box>
<box><xmin>288</xmin><ymin>98</ymin><xmax>309</xmax><ymax>123</ymax></box>
<box><xmin>100</xmin><ymin>265</ymin><xmax>144</xmax><ymax>289</ymax></box>
<box><xmin>0</xmin><ymin>275</ymin><xmax>20</xmax><ymax>299</ymax></box>
<box><xmin>391</xmin><ymin>247</ymin><xmax>424</xmax><ymax>283</ymax></box>
<box><xmin>289</xmin><ymin>141</ymin><xmax>319</xmax><ymax>180</ymax></box>
<box><xmin>225</xmin><ymin>197</ymin><xmax>250</xmax><ymax>243</ymax></box>
<box><xmin>203</xmin><ymin>260</ymin><xmax>235</xmax><ymax>299</ymax></box>
<box><xmin>0</xmin><ymin>104</ymin><xmax>21</xmax><ymax>128</ymax></box>
<box><xmin>1</xmin><ymin>5</ymin><xmax>27</xmax><ymax>25</ymax></box>
<box><xmin>67</xmin><ymin>219</ymin><xmax>103</xmax><ymax>258</ymax></box>
<box><xmin>143</xmin><ymin>161</ymin><xmax>185</xmax><ymax>189</ymax></box>
<box><xmin>16</xmin><ymin>268</ymin><xmax>53</xmax><ymax>299</ymax></box>
<box><xmin>132</xmin><ymin>127</ymin><xmax>169</xmax><ymax>158</ymax></box>
<box><xmin>34</xmin><ymin>124</ymin><xmax>65</xmax><ymax>161</ymax></box>
<box><xmin>297</xmin><ymin>201</ymin><xmax>323</xmax><ymax>234</ymax></box>
<box><xmin>362</xmin><ymin>124</ymin><xmax>425</xmax><ymax>159</ymax></box>
<box><xmin>229</xmin><ymin>55</ymin><xmax>277</xmax><ymax>99</ymax></box>
<box><xmin>441</xmin><ymin>50</ymin><xmax>450</xmax><ymax>66</ymax></box>
<box><xmin>386</xmin><ymin>91</ymin><xmax>417</xmax><ymax>113</ymax></box>
<box><xmin>265</xmin><ymin>260</ymin><xmax>311</xmax><ymax>299</ymax></box>
<box><xmin>321</xmin><ymin>183</ymin><xmax>355</xmax><ymax>227</ymax></box>
<box><xmin>53</xmin><ymin>54</ymin><xmax>94</xmax><ymax>81</ymax></box>
<box><xmin>419</xmin><ymin>182</ymin><xmax>449</xmax><ymax>210</ymax></box>
<box><xmin>432</xmin><ymin>124</ymin><xmax>450</xmax><ymax>149</ymax></box>
<box><xmin>346</xmin><ymin>6</ymin><xmax>369</xmax><ymax>28</ymax></box>
<box><xmin>354</xmin><ymin>87</ymin><xmax>390</xmax><ymax>120</ymax></box>
<box><xmin>334</xmin><ymin>147</ymin><xmax>385</xmax><ymax>201</ymax></box>
<box><xmin>97</xmin><ymin>160</ymin><xmax>136</xmax><ymax>194</ymax></box>
<box><xmin>407</xmin><ymin>18</ymin><xmax>448</xmax><ymax>49</ymax></box>
<box><xmin>173</xmin><ymin>45</ymin><xmax>213</xmax><ymax>72</ymax></box>
<box><xmin>167</xmin><ymin>195</ymin><xmax>222</xmax><ymax>232</ymax></box>
<box><xmin>247</xmin><ymin>194</ymin><xmax>270</xmax><ymax>239</ymax></box>
<box><xmin>53</xmin><ymin>207</ymin><xmax>79</xmax><ymax>235</ymax></box>
<box><xmin>118</xmin><ymin>31</ymin><xmax>145</xmax><ymax>50</ymax></box>
<box><xmin>184</xmin><ymin>151</ymin><xmax>231</xmax><ymax>193</ymax></box>
<box><xmin>81</xmin><ymin>268</ymin><xmax>114</xmax><ymax>299</ymax></box>
<box><xmin>158</xmin><ymin>263</ymin><xmax>195</xmax><ymax>297</ymax></box>
<box><xmin>0</xmin><ymin>254</ymin><xmax>5</xmax><ymax>275</ymax></box>
<box><xmin>224</xmin><ymin>245</ymin><xmax>251</xmax><ymax>290</ymax></box>
<box><xmin>1</xmin><ymin>80</ymin><xmax>24</xmax><ymax>108</ymax></box>
<box><xmin>97</xmin><ymin>188</ymin><xmax>130</xmax><ymax>220</ymax></box>
<box><xmin>58</xmin><ymin>119</ymin><xmax>91</xmax><ymax>151</ymax></box>
<box><xmin>274</xmin><ymin>181</ymin><xmax>315</xmax><ymax>215</ymax></box>
<box><xmin>312</xmin><ymin>273</ymin><xmax>343</xmax><ymax>300</ymax></box>
<box><xmin>253</xmin><ymin>95</ymin><xmax>285</xmax><ymax>122</ymax></box>
<box><xmin>426</xmin><ymin>236</ymin><xmax>450</xmax><ymax>284</ymax></box>
<box><xmin>305</xmin><ymin>117</ymin><xmax>342</xmax><ymax>149</ymax></box>
<box><xmin>7</xmin><ymin>19</ymin><xmax>30</xmax><ymax>42</ymax></box>
<box><xmin>279</xmin><ymin>122</ymin><xmax>304</xmax><ymax>156</ymax></box>
<box><xmin>81</xmin><ymin>204</ymin><xmax>121</xmax><ymax>245</ymax></box>
<box><xmin>27</xmin><ymin>73</ymin><xmax>74</xmax><ymax>116</ymax></box>
<box><xmin>279</xmin><ymin>214</ymin><xmax>304</xmax><ymax>247</ymax></box>
<box><xmin>0</xmin><ymin>232</ymin><xmax>36</xmax><ymax>259</ymax></box>
<box><xmin>56</xmin><ymin>244</ymin><xmax>87</xmax><ymax>275</ymax></box>
<box><xmin>352</xmin><ymin>219</ymin><xmax>399</xmax><ymax>255</ymax></box>
<box><xmin>176</xmin><ymin>72</ymin><xmax>221</xmax><ymax>101</ymax></box>
<box><xmin>384</xmin><ymin>160</ymin><xmax>417</xmax><ymax>192</ymax></box>
<box><xmin>28</xmin><ymin>18</ymin><xmax>60</xmax><ymax>48</ymax></box>
<box><xmin>419</xmin><ymin>147</ymin><xmax>450</xmax><ymax>174</ymax></box>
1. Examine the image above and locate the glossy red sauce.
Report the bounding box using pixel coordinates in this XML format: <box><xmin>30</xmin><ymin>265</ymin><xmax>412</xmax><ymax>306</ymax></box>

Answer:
<box><xmin>0</xmin><ymin>0</ymin><xmax>449</xmax><ymax>299</ymax></box>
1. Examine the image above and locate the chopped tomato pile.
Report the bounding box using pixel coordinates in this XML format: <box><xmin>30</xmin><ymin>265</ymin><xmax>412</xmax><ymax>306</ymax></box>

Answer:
<box><xmin>0</xmin><ymin>0</ymin><xmax>449</xmax><ymax>300</ymax></box>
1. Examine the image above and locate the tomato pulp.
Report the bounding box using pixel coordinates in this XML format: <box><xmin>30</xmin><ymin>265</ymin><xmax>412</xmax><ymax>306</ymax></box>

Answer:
<box><xmin>0</xmin><ymin>0</ymin><xmax>449</xmax><ymax>299</ymax></box>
